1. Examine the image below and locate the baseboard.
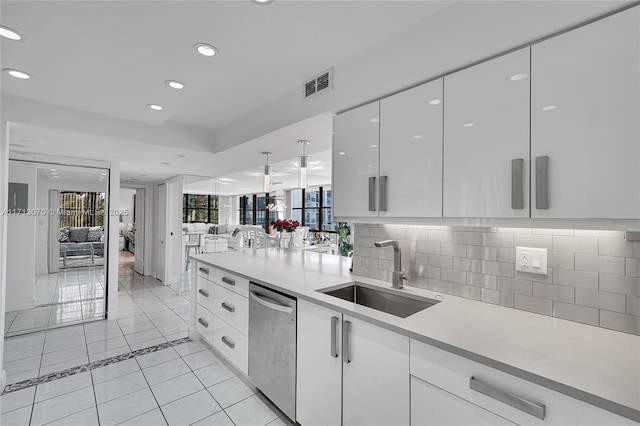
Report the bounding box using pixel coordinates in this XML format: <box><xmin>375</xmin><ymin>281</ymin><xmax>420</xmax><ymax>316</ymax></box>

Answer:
<box><xmin>1</xmin><ymin>369</ymin><xmax>7</xmax><ymax>392</ymax></box>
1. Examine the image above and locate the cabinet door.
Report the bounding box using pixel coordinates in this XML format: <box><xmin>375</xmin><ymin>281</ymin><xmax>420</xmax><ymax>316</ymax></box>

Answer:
<box><xmin>333</xmin><ymin>101</ymin><xmax>380</xmax><ymax>217</ymax></box>
<box><xmin>342</xmin><ymin>315</ymin><xmax>409</xmax><ymax>426</ymax></box>
<box><xmin>444</xmin><ymin>47</ymin><xmax>531</xmax><ymax>218</ymax></box>
<box><xmin>531</xmin><ymin>8</ymin><xmax>640</xmax><ymax>219</ymax></box>
<box><xmin>380</xmin><ymin>79</ymin><xmax>443</xmax><ymax>217</ymax></box>
<box><xmin>411</xmin><ymin>376</ymin><xmax>515</xmax><ymax>426</ymax></box>
<box><xmin>296</xmin><ymin>300</ymin><xmax>342</xmax><ymax>426</ymax></box>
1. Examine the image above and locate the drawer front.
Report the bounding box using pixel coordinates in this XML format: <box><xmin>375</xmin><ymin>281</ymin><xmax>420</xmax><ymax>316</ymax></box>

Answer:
<box><xmin>196</xmin><ymin>277</ymin><xmax>211</xmax><ymax>308</ymax></box>
<box><xmin>196</xmin><ymin>263</ymin><xmax>215</xmax><ymax>282</ymax></box>
<box><xmin>212</xmin><ymin>314</ymin><xmax>248</xmax><ymax>375</ymax></box>
<box><xmin>213</xmin><ymin>269</ymin><xmax>249</xmax><ymax>298</ymax></box>
<box><xmin>410</xmin><ymin>340</ymin><xmax>634</xmax><ymax>426</ymax></box>
<box><xmin>211</xmin><ymin>284</ymin><xmax>249</xmax><ymax>336</ymax></box>
<box><xmin>195</xmin><ymin>303</ymin><xmax>213</xmax><ymax>346</ymax></box>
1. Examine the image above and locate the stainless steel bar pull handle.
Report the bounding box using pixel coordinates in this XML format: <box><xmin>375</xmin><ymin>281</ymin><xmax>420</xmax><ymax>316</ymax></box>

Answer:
<box><xmin>511</xmin><ymin>159</ymin><xmax>524</xmax><ymax>209</ymax></box>
<box><xmin>198</xmin><ymin>289</ymin><xmax>209</xmax><ymax>297</ymax></box>
<box><xmin>368</xmin><ymin>177</ymin><xmax>377</xmax><ymax>212</ymax></box>
<box><xmin>198</xmin><ymin>267</ymin><xmax>209</xmax><ymax>274</ymax></box>
<box><xmin>222</xmin><ymin>302</ymin><xmax>235</xmax><ymax>313</ymax></box>
<box><xmin>535</xmin><ymin>156</ymin><xmax>549</xmax><ymax>209</ymax></box>
<box><xmin>250</xmin><ymin>291</ymin><xmax>294</xmax><ymax>314</ymax></box>
<box><xmin>221</xmin><ymin>336</ymin><xmax>235</xmax><ymax>349</ymax></box>
<box><xmin>470</xmin><ymin>377</ymin><xmax>545</xmax><ymax>420</ymax></box>
<box><xmin>330</xmin><ymin>316</ymin><xmax>339</xmax><ymax>358</ymax></box>
<box><xmin>342</xmin><ymin>320</ymin><xmax>351</xmax><ymax>364</ymax></box>
<box><xmin>198</xmin><ymin>318</ymin><xmax>209</xmax><ymax>328</ymax></box>
<box><xmin>379</xmin><ymin>175</ymin><xmax>388</xmax><ymax>212</ymax></box>
<box><xmin>222</xmin><ymin>276</ymin><xmax>235</xmax><ymax>286</ymax></box>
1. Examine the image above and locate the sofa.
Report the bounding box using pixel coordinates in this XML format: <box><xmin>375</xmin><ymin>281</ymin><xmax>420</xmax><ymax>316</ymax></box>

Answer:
<box><xmin>182</xmin><ymin>223</ymin><xmax>242</xmax><ymax>252</ymax></box>
<box><xmin>59</xmin><ymin>226</ymin><xmax>104</xmax><ymax>263</ymax></box>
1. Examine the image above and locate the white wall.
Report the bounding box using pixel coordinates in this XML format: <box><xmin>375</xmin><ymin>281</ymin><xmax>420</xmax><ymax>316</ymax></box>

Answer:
<box><xmin>0</xmin><ymin>121</ymin><xmax>9</xmax><ymax>389</ymax></box>
<box><xmin>6</xmin><ymin>162</ymin><xmax>37</xmax><ymax>312</ymax></box>
<box><xmin>119</xmin><ymin>188</ymin><xmax>135</xmax><ymax>224</ymax></box>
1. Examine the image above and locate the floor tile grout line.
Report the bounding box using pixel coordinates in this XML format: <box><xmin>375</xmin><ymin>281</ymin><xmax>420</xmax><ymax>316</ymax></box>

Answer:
<box><xmin>132</xmin><ymin>354</ymin><xmax>169</xmax><ymax>426</ymax></box>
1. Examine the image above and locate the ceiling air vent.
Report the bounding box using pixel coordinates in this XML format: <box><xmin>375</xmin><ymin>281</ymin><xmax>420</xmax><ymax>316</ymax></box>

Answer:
<box><xmin>304</xmin><ymin>68</ymin><xmax>333</xmax><ymax>99</ymax></box>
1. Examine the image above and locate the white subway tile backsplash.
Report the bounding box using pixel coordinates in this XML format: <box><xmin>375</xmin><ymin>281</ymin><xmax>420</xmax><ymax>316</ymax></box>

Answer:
<box><xmin>553</xmin><ymin>236</ymin><xmax>598</xmax><ymax>255</ymax></box>
<box><xmin>552</xmin><ymin>269</ymin><xmax>598</xmax><ymax>290</ymax></box>
<box><xmin>514</xmin><ymin>295</ymin><xmax>553</xmax><ymax>316</ymax></box>
<box><xmin>532</xmin><ymin>282</ymin><xmax>574</xmax><ymax>303</ymax></box>
<box><xmin>575</xmin><ymin>289</ymin><xmax>626</xmax><ymax>313</ymax></box>
<box><xmin>574</xmin><ymin>254</ymin><xmax>625</xmax><ymax>275</ymax></box>
<box><xmin>466</xmin><ymin>246</ymin><xmax>497</xmax><ymax>261</ymax></box>
<box><xmin>552</xmin><ymin>302</ymin><xmax>599</xmax><ymax>326</ymax></box>
<box><xmin>352</xmin><ymin>224</ymin><xmax>640</xmax><ymax>335</ymax></box>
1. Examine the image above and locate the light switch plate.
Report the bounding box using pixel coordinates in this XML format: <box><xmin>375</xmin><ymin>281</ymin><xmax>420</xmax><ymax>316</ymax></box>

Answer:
<box><xmin>515</xmin><ymin>247</ymin><xmax>548</xmax><ymax>275</ymax></box>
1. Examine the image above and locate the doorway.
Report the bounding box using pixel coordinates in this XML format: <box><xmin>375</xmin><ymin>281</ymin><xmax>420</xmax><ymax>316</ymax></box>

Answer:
<box><xmin>4</xmin><ymin>161</ymin><xmax>109</xmax><ymax>337</ymax></box>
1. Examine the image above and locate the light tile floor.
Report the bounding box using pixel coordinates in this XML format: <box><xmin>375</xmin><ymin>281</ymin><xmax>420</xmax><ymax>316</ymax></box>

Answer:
<box><xmin>2</xmin><ymin>253</ymin><xmax>293</xmax><ymax>425</ymax></box>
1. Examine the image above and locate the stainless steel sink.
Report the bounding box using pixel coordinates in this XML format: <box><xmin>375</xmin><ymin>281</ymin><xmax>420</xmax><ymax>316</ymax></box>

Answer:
<box><xmin>318</xmin><ymin>282</ymin><xmax>440</xmax><ymax>318</ymax></box>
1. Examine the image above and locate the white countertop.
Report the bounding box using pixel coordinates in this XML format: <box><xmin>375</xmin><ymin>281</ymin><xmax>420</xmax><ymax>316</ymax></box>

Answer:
<box><xmin>191</xmin><ymin>248</ymin><xmax>640</xmax><ymax>421</ymax></box>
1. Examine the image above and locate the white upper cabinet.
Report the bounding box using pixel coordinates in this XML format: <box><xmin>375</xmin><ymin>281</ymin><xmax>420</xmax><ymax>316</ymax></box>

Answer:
<box><xmin>380</xmin><ymin>79</ymin><xmax>443</xmax><ymax>217</ymax></box>
<box><xmin>333</xmin><ymin>101</ymin><xmax>380</xmax><ymax>218</ymax></box>
<box><xmin>444</xmin><ymin>47</ymin><xmax>531</xmax><ymax>218</ymax></box>
<box><xmin>531</xmin><ymin>7</ymin><xmax>640</xmax><ymax>219</ymax></box>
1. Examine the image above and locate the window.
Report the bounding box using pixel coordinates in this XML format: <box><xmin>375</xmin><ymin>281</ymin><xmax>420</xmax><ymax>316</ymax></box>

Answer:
<box><xmin>291</xmin><ymin>186</ymin><xmax>334</xmax><ymax>232</ymax></box>
<box><xmin>59</xmin><ymin>192</ymin><xmax>105</xmax><ymax>227</ymax></box>
<box><xmin>238</xmin><ymin>193</ymin><xmax>277</xmax><ymax>229</ymax></box>
<box><xmin>183</xmin><ymin>194</ymin><xmax>219</xmax><ymax>223</ymax></box>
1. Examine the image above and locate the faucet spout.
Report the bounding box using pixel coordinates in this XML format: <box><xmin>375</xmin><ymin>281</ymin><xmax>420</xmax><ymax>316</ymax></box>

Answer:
<box><xmin>374</xmin><ymin>240</ymin><xmax>407</xmax><ymax>289</ymax></box>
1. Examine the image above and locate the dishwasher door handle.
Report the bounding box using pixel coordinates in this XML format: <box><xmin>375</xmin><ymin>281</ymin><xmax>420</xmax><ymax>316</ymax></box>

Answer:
<box><xmin>250</xmin><ymin>291</ymin><xmax>294</xmax><ymax>314</ymax></box>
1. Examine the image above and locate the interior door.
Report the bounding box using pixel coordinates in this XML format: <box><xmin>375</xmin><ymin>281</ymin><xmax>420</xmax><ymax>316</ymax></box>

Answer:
<box><xmin>134</xmin><ymin>188</ymin><xmax>145</xmax><ymax>275</ymax></box>
<box><xmin>165</xmin><ymin>180</ymin><xmax>181</xmax><ymax>286</ymax></box>
<box><xmin>157</xmin><ymin>183</ymin><xmax>166</xmax><ymax>283</ymax></box>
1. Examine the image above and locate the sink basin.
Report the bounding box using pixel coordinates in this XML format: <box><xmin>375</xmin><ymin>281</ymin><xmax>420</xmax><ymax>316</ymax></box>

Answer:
<box><xmin>318</xmin><ymin>282</ymin><xmax>440</xmax><ymax>318</ymax></box>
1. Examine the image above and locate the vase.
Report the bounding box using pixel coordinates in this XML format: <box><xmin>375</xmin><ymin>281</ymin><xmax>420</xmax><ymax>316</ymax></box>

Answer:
<box><xmin>288</xmin><ymin>232</ymin><xmax>295</xmax><ymax>248</ymax></box>
<box><xmin>275</xmin><ymin>231</ymin><xmax>282</xmax><ymax>247</ymax></box>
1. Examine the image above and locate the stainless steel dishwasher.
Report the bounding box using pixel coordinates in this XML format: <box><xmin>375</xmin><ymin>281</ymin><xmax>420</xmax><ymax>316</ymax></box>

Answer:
<box><xmin>248</xmin><ymin>282</ymin><xmax>297</xmax><ymax>422</ymax></box>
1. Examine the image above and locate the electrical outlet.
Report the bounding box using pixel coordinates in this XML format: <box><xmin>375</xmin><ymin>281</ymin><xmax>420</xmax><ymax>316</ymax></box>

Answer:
<box><xmin>515</xmin><ymin>247</ymin><xmax>548</xmax><ymax>275</ymax></box>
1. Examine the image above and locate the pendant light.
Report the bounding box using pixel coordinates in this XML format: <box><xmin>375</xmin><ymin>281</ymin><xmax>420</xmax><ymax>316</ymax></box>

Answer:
<box><xmin>298</xmin><ymin>140</ymin><xmax>310</xmax><ymax>189</ymax></box>
<box><xmin>262</xmin><ymin>151</ymin><xmax>272</xmax><ymax>193</ymax></box>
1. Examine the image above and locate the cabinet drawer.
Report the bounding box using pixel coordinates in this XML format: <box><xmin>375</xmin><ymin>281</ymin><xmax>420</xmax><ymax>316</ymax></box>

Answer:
<box><xmin>196</xmin><ymin>277</ymin><xmax>211</xmax><ymax>308</ymax></box>
<box><xmin>213</xmin><ymin>269</ymin><xmax>249</xmax><ymax>298</ymax></box>
<box><xmin>195</xmin><ymin>303</ymin><xmax>213</xmax><ymax>346</ymax></box>
<box><xmin>212</xmin><ymin>314</ymin><xmax>248</xmax><ymax>375</ymax></box>
<box><xmin>410</xmin><ymin>339</ymin><xmax>633</xmax><ymax>425</ymax></box>
<box><xmin>196</xmin><ymin>263</ymin><xmax>215</xmax><ymax>281</ymax></box>
<box><xmin>211</xmin><ymin>284</ymin><xmax>248</xmax><ymax>336</ymax></box>
<box><xmin>411</xmin><ymin>375</ymin><xmax>515</xmax><ymax>426</ymax></box>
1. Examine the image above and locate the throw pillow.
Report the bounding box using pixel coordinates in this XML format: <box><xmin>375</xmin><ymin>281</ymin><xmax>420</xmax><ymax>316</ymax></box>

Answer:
<box><xmin>59</xmin><ymin>227</ymin><xmax>70</xmax><ymax>242</ymax></box>
<box><xmin>68</xmin><ymin>227</ymin><xmax>89</xmax><ymax>243</ymax></box>
<box><xmin>87</xmin><ymin>226</ymin><xmax>103</xmax><ymax>242</ymax></box>
<box><xmin>232</xmin><ymin>227</ymin><xmax>241</xmax><ymax>237</ymax></box>
<box><xmin>208</xmin><ymin>226</ymin><xmax>217</xmax><ymax>234</ymax></box>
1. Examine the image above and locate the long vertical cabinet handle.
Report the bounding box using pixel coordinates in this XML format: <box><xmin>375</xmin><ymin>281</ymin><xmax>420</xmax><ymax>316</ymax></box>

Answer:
<box><xmin>342</xmin><ymin>320</ymin><xmax>351</xmax><ymax>364</ymax></box>
<box><xmin>511</xmin><ymin>159</ymin><xmax>524</xmax><ymax>209</ymax></box>
<box><xmin>368</xmin><ymin>177</ymin><xmax>377</xmax><ymax>212</ymax></box>
<box><xmin>330</xmin><ymin>316</ymin><xmax>340</xmax><ymax>358</ymax></box>
<box><xmin>535</xmin><ymin>156</ymin><xmax>550</xmax><ymax>209</ymax></box>
<box><xmin>379</xmin><ymin>176</ymin><xmax>388</xmax><ymax>212</ymax></box>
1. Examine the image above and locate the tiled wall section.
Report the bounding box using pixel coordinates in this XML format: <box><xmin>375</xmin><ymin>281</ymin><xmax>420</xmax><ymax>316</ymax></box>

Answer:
<box><xmin>352</xmin><ymin>225</ymin><xmax>640</xmax><ymax>336</ymax></box>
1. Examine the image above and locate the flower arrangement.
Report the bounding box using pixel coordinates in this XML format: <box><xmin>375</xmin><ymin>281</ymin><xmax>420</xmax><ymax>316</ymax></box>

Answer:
<box><xmin>271</xmin><ymin>219</ymin><xmax>300</xmax><ymax>233</ymax></box>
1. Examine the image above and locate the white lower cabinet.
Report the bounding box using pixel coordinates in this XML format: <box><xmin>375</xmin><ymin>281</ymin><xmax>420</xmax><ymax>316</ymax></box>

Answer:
<box><xmin>296</xmin><ymin>300</ymin><xmax>410</xmax><ymax>426</ymax></box>
<box><xmin>193</xmin><ymin>263</ymin><xmax>249</xmax><ymax>376</ymax></box>
<box><xmin>411</xmin><ymin>375</ymin><xmax>515</xmax><ymax>426</ymax></box>
<box><xmin>410</xmin><ymin>339</ymin><xmax>634</xmax><ymax>426</ymax></box>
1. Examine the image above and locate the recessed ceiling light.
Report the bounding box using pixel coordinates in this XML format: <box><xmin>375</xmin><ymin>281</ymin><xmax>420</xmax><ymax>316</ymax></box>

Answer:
<box><xmin>463</xmin><ymin>123</ymin><xmax>474</xmax><ymax>128</ymax></box>
<box><xmin>166</xmin><ymin>80</ymin><xmax>184</xmax><ymax>90</ymax></box>
<box><xmin>369</xmin><ymin>118</ymin><xmax>379</xmax><ymax>123</ymax></box>
<box><xmin>50</xmin><ymin>169</ymin><xmax>57</xmax><ymax>171</ymax></box>
<box><xmin>148</xmin><ymin>104</ymin><xmax>163</xmax><ymax>111</ymax></box>
<box><xmin>428</xmin><ymin>99</ymin><xmax>441</xmax><ymax>106</ymax></box>
<box><xmin>542</xmin><ymin>105</ymin><xmax>557</xmax><ymax>111</ymax></box>
<box><xmin>413</xmin><ymin>135</ymin><xmax>423</xmax><ymax>139</ymax></box>
<box><xmin>174</xmin><ymin>154</ymin><xmax>186</xmax><ymax>158</ymax></box>
<box><xmin>53</xmin><ymin>175</ymin><xmax>59</xmax><ymax>178</ymax></box>
<box><xmin>4</xmin><ymin>69</ymin><xmax>30</xmax><ymax>79</ymax></box>
<box><xmin>510</xmin><ymin>73</ymin><xmax>528</xmax><ymax>81</ymax></box>
<box><xmin>100</xmin><ymin>173</ymin><xmax>107</xmax><ymax>176</ymax></box>
<box><xmin>0</xmin><ymin>26</ymin><xmax>22</xmax><ymax>41</ymax></box>
<box><xmin>370</xmin><ymin>144</ymin><xmax>377</xmax><ymax>148</ymax></box>
<box><xmin>160</xmin><ymin>162</ymin><xmax>171</xmax><ymax>165</ymax></box>
<box><xmin>338</xmin><ymin>152</ymin><xmax>346</xmax><ymax>155</ymax></box>
<box><xmin>194</xmin><ymin>43</ymin><xmax>217</xmax><ymax>57</ymax></box>
<box><xmin>251</xmin><ymin>0</ymin><xmax>274</xmax><ymax>4</ymax></box>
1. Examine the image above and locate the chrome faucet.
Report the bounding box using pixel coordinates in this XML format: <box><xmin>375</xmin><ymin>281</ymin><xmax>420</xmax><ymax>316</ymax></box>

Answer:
<box><xmin>374</xmin><ymin>240</ymin><xmax>409</xmax><ymax>289</ymax></box>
